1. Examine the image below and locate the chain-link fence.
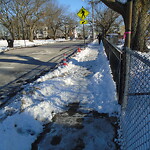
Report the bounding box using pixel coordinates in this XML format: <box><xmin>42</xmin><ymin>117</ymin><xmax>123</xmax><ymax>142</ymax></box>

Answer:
<box><xmin>120</xmin><ymin>48</ymin><xmax>150</xmax><ymax>150</ymax></box>
<box><xmin>103</xmin><ymin>38</ymin><xmax>150</xmax><ymax>150</ymax></box>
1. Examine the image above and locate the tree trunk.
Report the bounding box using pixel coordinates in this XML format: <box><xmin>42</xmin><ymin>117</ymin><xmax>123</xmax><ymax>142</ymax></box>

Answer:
<box><xmin>52</xmin><ymin>29</ymin><xmax>56</xmax><ymax>40</ymax></box>
<box><xmin>9</xmin><ymin>31</ymin><xmax>15</xmax><ymax>40</ymax></box>
<box><xmin>131</xmin><ymin>0</ymin><xmax>150</xmax><ymax>52</ymax></box>
<box><xmin>53</xmin><ymin>34</ymin><xmax>56</xmax><ymax>40</ymax></box>
<box><xmin>17</xmin><ymin>26</ymin><xmax>21</xmax><ymax>40</ymax></box>
<box><xmin>65</xmin><ymin>26</ymin><xmax>68</xmax><ymax>40</ymax></box>
<box><xmin>29</xmin><ymin>28</ymin><xmax>34</xmax><ymax>42</ymax></box>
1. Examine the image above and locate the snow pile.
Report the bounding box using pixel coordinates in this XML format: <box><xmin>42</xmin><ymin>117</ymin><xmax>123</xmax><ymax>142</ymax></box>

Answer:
<box><xmin>0</xmin><ymin>41</ymin><xmax>120</xmax><ymax>150</ymax></box>
<box><xmin>0</xmin><ymin>113</ymin><xmax>43</xmax><ymax>150</ymax></box>
<box><xmin>0</xmin><ymin>40</ymin><xmax>8</xmax><ymax>51</ymax></box>
<box><xmin>117</xmin><ymin>44</ymin><xmax>150</xmax><ymax>60</ymax></box>
<box><xmin>89</xmin><ymin>44</ymin><xmax>119</xmax><ymax>113</ymax></box>
<box><xmin>0</xmin><ymin>39</ymin><xmax>67</xmax><ymax>53</ymax></box>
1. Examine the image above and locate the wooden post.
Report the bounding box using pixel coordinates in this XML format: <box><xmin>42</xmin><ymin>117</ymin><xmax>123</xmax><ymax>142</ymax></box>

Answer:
<box><xmin>125</xmin><ymin>0</ymin><xmax>133</xmax><ymax>48</ymax></box>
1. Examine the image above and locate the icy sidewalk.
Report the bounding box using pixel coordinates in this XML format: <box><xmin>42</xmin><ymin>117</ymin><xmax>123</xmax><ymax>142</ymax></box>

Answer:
<box><xmin>34</xmin><ymin>102</ymin><xmax>118</xmax><ymax>150</ymax></box>
<box><xmin>0</xmin><ymin>41</ymin><xmax>120</xmax><ymax>150</ymax></box>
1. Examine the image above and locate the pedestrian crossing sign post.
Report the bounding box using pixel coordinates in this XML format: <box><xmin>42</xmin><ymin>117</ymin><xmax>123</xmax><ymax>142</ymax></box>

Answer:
<box><xmin>77</xmin><ymin>7</ymin><xmax>89</xmax><ymax>20</ymax></box>
<box><xmin>77</xmin><ymin>7</ymin><xmax>90</xmax><ymax>49</ymax></box>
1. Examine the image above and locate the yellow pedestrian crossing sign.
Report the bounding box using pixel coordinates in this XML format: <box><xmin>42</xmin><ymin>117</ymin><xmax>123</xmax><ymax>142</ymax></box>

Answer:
<box><xmin>77</xmin><ymin>7</ymin><xmax>90</xmax><ymax>20</ymax></box>
<box><xmin>80</xmin><ymin>20</ymin><xmax>88</xmax><ymax>24</ymax></box>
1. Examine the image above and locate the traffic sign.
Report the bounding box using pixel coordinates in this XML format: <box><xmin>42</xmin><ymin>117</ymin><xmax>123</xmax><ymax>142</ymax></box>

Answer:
<box><xmin>80</xmin><ymin>20</ymin><xmax>88</xmax><ymax>24</ymax></box>
<box><xmin>77</xmin><ymin>7</ymin><xmax>89</xmax><ymax>20</ymax></box>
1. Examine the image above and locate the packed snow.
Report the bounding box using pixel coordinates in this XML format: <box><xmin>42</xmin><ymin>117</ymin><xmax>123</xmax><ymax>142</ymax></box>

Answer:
<box><xmin>0</xmin><ymin>41</ymin><xmax>120</xmax><ymax>150</ymax></box>
<box><xmin>38</xmin><ymin>116</ymin><xmax>117</xmax><ymax>150</ymax></box>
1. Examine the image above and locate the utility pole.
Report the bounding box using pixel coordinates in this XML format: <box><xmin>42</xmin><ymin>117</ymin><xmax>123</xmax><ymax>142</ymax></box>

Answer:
<box><xmin>90</xmin><ymin>0</ymin><xmax>99</xmax><ymax>41</ymax></box>
<box><xmin>82</xmin><ymin>0</ymin><xmax>96</xmax><ymax>41</ymax></box>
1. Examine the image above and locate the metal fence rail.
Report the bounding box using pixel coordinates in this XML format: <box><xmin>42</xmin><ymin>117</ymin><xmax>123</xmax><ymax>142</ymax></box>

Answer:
<box><xmin>103</xmin><ymin>38</ymin><xmax>150</xmax><ymax>150</ymax></box>
<box><xmin>103</xmin><ymin>39</ymin><xmax>122</xmax><ymax>102</ymax></box>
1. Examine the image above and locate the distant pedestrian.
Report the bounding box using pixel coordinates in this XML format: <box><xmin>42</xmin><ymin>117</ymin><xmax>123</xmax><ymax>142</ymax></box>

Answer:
<box><xmin>97</xmin><ymin>34</ymin><xmax>102</xmax><ymax>44</ymax></box>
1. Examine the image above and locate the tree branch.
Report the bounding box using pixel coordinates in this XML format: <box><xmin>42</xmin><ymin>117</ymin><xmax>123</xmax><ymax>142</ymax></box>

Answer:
<box><xmin>99</xmin><ymin>0</ymin><xmax>126</xmax><ymax>16</ymax></box>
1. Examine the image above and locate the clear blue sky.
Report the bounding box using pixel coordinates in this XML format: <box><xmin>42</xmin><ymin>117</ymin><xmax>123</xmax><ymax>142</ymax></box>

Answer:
<box><xmin>57</xmin><ymin>0</ymin><xmax>87</xmax><ymax>13</ymax></box>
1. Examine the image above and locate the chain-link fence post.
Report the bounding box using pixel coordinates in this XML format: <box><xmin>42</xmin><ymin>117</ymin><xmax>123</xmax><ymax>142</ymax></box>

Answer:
<box><xmin>120</xmin><ymin>0</ymin><xmax>133</xmax><ymax>106</ymax></box>
<box><xmin>122</xmin><ymin>48</ymin><xmax>130</xmax><ymax>110</ymax></box>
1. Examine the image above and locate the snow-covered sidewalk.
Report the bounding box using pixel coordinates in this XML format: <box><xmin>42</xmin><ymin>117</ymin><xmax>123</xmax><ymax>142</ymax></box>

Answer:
<box><xmin>0</xmin><ymin>41</ymin><xmax>120</xmax><ymax>150</ymax></box>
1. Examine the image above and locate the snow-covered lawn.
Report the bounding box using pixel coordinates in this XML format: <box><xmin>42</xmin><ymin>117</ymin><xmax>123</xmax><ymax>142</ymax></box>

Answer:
<box><xmin>0</xmin><ymin>41</ymin><xmax>120</xmax><ymax>150</ymax></box>
<box><xmin>0</xmin><ymin>39</ymin><xmax>67</xmax><ymax>53</ymax></box>
<box><xmin>117</xmin><ymin>44</ymin><xmax>150</xmax><ymax>61</ymax></box>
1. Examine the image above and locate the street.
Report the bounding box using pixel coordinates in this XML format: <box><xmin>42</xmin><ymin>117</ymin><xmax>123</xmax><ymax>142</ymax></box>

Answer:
<box><xmin>0</xmin><ymin>40</ymin><xmax>88</xmax><ymax>105</ymax></box>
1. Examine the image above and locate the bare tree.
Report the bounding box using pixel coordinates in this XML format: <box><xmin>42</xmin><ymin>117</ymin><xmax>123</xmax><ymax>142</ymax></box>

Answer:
<box><xmin>43</xmin><ymin>1</ymin><xmax>78</xmax><ymax>40</ymax></box>
<box><xmin>94</xmin><ymin>5</ymin><xmax>121</xmax><ymax>37</ymax></box>
<box><xmin>60</xmin><ymin>14</ymin><xmax>78</xmax><ymax>39</ymax></box>
<box><xmin>0</xmin><ymin>0</ymin><xmax>17</xmax><ymax>39</ymax></box>
<box><xmin>0</xmin><ymin>0</ymin><xmax>81</xmax><ymax>41</ymax></box>
<box><xmin>0</xmin><ymin>0</ymin><xmax>50</xmax><ymax>41</ymax></box>
<box><xmin>42</xmin><ymin>1</ymin><xmax>66</xmax><ymax>40</ymax></box>
<box><xmin>19</xmin><ymin>0</ymin><xmax>49</xmax><ymax>41</ymax></box>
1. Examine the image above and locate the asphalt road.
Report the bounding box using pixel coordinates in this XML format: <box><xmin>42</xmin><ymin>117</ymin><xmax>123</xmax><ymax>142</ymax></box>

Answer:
<box><xmin>0</xmin><ymin>40</ymin><xmax>89</xmax><ymax>105</ymax></box>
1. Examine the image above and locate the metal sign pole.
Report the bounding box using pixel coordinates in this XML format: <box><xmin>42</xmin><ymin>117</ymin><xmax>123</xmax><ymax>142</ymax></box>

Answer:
<box><xmin>91</xmin><ymin>0</ymin><xmax>94</xmax><ymax>41</ymax></box>
<box><xmin>83</xmin><ymin>23</ymin><xmax>86</xmax><ymax>48</ymax></box>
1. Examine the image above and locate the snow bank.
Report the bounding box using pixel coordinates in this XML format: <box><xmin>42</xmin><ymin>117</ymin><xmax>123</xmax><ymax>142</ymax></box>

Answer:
<box><xmin>0</xmin><ymin>41</ymin><xmax>120</xmax><ymax>150</ymax></box>
<box><xmin>0</xmin><ymin>39</ymin><xmax>67</xmax><ymax>53</ymax></box>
